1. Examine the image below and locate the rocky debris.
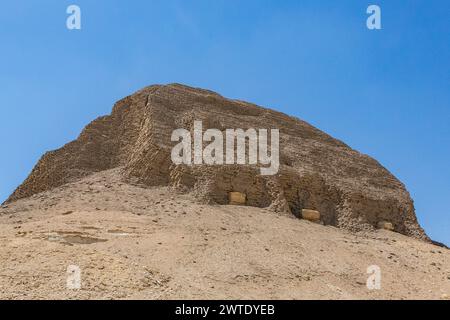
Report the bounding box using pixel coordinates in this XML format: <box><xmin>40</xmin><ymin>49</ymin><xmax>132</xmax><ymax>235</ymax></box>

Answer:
<box><xmin>4</xmin><ymin>83</ymin><xmax>429</xmax><ymax>241</ymax></box>
<box><xmin>0</xmin><ymin>170</ymin><xmax>448</xmax><ymax>299</ymax></box>
<box><xmin>378</xmin><ymin>221</ymin><xmax>395</xmax><ymax>231</ymax></box>
<box><xmin>229</xmin><ymin>192</ymin><xmax>246</xmax><ymax>205</ymax></box>
<box><xmin>301</xmin><ymin>209</ymin><xmax>321</xmax><ymax>222</ymax></box>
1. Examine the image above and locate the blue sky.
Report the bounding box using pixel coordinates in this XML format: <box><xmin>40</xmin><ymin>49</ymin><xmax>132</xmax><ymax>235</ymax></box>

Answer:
<box><xmin>0</xmin><ymin>1</ymin><xmax>449</xmax><ymax>244</ymax></box>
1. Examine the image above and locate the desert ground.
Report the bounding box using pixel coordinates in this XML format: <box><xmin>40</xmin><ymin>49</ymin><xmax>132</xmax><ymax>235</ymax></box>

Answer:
<box><xmin>0</xmin><ymin>169</ymin><xmax>448</xmax><ymax>300</ymax></box>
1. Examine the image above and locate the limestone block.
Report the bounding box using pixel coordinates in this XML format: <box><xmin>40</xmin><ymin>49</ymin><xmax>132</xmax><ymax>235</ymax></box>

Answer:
<box><xmin>301</xmin><ymin>209</ymin><xmax>320</xmax><ymax>222</ymax></box>
<box><xmin>229</xmin><ymin>192</ymin><xmax>246</xmax><ymax>205</ymax></box>
<box><xmin>378</xmin><ymin>221</ymin><xmax>394</xmax><ymax>231</ymax></box>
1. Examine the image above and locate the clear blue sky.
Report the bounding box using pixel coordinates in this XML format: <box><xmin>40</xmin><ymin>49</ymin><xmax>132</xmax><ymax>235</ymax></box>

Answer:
<box><xmin>0</xmin><ymin>1</ymin><xmax>448</xmax><ymax>244</ymax></box>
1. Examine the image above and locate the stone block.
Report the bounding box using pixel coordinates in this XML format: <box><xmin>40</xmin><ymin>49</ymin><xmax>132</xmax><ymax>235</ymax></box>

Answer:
<box><xmin>301</xmin><ymin>209</ymin><xmax>320</xmax><ymax>222</ymax></box>
<box><xmin>229</xmin><ymin>192</ymin><xmax>246</xmax><ymax>205</ymax></box>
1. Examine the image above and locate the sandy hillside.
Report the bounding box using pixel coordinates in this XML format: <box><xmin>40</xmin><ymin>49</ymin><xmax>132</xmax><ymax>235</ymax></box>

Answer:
<box><xmin>0</xmin><ymin>169</ymin><xmax>448</xmax><ymax>300</ymax></box>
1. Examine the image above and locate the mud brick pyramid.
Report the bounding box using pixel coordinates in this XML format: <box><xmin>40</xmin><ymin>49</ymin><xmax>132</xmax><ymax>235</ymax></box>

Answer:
<box><xmin>5</xmin><ymin>84</ymin><xmax>428</xmax><ymax>241</ymax></box>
